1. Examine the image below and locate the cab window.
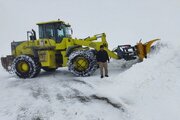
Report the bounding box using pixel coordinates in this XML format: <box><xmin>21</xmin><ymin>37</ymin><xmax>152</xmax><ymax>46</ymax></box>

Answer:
<box><xmin>39</xmin><ymin>25</ymin><xmax>44</xmax><ymax>39</ymax></box>
<box><xmin>57</xmin><ymin>27</ymin><xmax>64</xmax><ymax>37</ymax></box>
<box><xmin>45</xmin><ymin>24</ymin><xmax>55</xmax><ymax>39</ymax></box>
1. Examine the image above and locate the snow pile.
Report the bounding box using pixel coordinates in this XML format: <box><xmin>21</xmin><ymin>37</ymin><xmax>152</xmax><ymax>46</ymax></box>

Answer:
<box><xmin>94</xmin><ymin>41</ymin><xmax>180</xmax><ymax>120</ymax></box>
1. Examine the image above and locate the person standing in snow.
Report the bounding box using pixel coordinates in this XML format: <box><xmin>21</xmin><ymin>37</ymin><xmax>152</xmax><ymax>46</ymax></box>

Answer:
<box><xmin>96</xmin><ymin>45</ymin><xmax>110</xmax><ymax>78</ymax></box>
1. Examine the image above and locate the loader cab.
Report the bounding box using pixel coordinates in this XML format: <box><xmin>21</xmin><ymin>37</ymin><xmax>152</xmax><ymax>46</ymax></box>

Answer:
<box><xmin>37</xmin><ymin>20</ymin><xmax>72</xmax><ymax>43</ymax></box>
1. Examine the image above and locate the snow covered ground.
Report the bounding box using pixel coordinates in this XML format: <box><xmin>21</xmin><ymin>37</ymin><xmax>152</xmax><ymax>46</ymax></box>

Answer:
<box><xmin>1</xmin><ymin>0</ymin><xmax>180</xmax><ymax>120</ymax></box>
<box><xmin>0</xmin><ymin>57</ymin><xmax>134</xmax><ymax>120</ymax></box>
<box><xmin>0</xmin><ymin>41</ymin><xmax>180</xmax><ymax>120</ymax></box>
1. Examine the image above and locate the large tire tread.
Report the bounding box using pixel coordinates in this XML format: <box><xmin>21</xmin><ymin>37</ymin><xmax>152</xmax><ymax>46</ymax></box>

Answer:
<box><xmin>68</xmin><ymin>50</ymin><xmax>98</xmax><ymax>76</ymax></box>
<box><xmin>12</xmin><ymin>55</ymin><xmax>41</xmax><ymax>78</ymax></box>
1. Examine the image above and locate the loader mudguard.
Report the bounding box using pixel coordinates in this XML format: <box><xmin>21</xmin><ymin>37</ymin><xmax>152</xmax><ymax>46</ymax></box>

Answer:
<box><xmin>66</xmin><ymin>45</ymin><xmax>82</xmax><ymax>57</ymax></box>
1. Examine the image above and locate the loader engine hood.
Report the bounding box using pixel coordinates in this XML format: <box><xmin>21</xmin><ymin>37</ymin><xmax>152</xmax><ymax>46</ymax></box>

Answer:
<box><xmin>11</xmin><ymin>41</ymin><xmax>25</xmax><ymax>54</ymax></box>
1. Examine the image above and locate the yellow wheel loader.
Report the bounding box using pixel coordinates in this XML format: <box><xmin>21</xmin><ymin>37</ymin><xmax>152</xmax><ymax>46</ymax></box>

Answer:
<box><xmin>1</xmin><ymin>20</ymin><xmax>159</xmax><ymax>78</ymax></box>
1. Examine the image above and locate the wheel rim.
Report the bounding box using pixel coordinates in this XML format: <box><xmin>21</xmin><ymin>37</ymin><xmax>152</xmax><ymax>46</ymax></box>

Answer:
<box><xmin>74</xmin><ymin>57</ymin><xmax>89</xmax><ymax>72</ymax></box>
<box><xmin>17</xmin><ymin>61</ymin><xmax>29</xmax><ymax>73</ymax></box>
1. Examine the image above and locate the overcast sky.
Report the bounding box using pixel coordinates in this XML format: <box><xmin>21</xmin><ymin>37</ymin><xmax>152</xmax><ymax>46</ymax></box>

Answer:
<box><xmin>0</xmin><ymin>0</ymin><xmax>180</xmax><ymax>55</ymax></box>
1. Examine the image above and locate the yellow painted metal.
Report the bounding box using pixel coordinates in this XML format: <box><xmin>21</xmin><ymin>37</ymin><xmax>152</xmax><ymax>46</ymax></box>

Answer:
<box><xmin>12</xmin><ymin>41</ymin><xmax>34</xmax><ymax>56</ymax></box>
<box><xmin>38</xmin><ymin>50</ymin><xmax>56</xmax><ymax>68</ymax></box>
<box><xmin>74</xmin><ymin>57</ymin><xmax>89</xmax><ymax>71</ymax></box>
<box><xmin>136</xmin><ymin>42</ymin><xmax>145</xmax><ymax>61</ymax></box>
<box><xmin>145</xmin><ymin>39</ymin><xmax>160</xmax><ymax>53</ymax></box>
<box><xmin>35</xmin><ymin>39</ymin><xmax>56</xmax><ymax>47</ymax></box>
<box><xmin>38</xmin><ymin>51</ymin><xmax>46</xmax><ymax>62</ymax></box>
<box><xmin>61</xmin><ymin>51</ymin><xmax>68</xmax><ymax>67</ymax></box>
<box><xmin>12</xmin><ymin>39</ymin><xmax>57</xmax><ymax>57</ymax></box>
<box><xmin>105</xmin><ymin>48</ymin><xmax>119</xmax><ymax>59</ymax></box>
<box><xmin>73</xmin><ymin>33</ymin><xmax>119</xmax><ymax>59</ymax></box>
<box><xmin>21</xmin><ymin>63</ymin><xmax>29</xmax><ymax>71</ymax></box>
<box><xmin>17</xmin><ymin>61</ymin><xmax>29</xmax><ymax>72</ymax></box>
<box><xmin>36</xmin><ymin>20</ymin><xmax>66</xmax><ymax>25</ymax></box>
<box><xmin>12</xmin><ymin>39</ymin><xmax>67</xmax><ymax>68</ymax></box>
<box><xmin>136</xmin><ymin>39</ymin><xmax>160</xmax><ymax>61</ymax></box>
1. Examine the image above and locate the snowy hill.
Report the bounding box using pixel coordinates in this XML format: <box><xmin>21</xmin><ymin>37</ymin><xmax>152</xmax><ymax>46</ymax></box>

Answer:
<box><xmin>93</xmin><ymin>42</ymin><xmax>180</xmax><ymax>120</ymax></box>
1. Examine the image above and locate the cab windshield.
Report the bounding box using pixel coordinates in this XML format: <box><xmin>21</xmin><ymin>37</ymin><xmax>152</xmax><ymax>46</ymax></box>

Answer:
<box><xmin>38</xmin><ymin>23</ymin><xmax>72</xmax><ymax>43</ymax></box>
<box><xmin>57</xmin><ymin>25</ymin><xmax>72</xmax><ymax>38</ymax></box>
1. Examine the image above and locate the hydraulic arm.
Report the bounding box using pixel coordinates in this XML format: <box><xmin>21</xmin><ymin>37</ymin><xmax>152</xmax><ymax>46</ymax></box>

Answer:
<box><xmin>73</xmin><ymin>33</ymin><xmax>159</xmax><ymax>61</ymax></box>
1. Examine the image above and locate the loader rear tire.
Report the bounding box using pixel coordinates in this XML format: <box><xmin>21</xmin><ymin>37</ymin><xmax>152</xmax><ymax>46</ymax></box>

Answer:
<box><xmin>12</xmin><ymin>55</ymin><xmax>41</xmax><ymax>78</ymax></box>
<box><xmin>68</xmin><ymin>50</ymin><xmax>98</xmax><ymax>76</ymax></box>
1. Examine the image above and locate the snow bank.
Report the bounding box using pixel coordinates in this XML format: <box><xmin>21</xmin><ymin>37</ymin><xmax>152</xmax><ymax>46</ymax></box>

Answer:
<box><xmin>94</xmin><ymin>41</ymin><xmax>180</xmax><ymax>120</ymax></box>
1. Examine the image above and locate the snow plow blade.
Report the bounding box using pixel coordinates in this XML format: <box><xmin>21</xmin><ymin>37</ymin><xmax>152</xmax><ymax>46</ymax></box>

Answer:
<box><xmin>113</xmin><ymin>39</ymin><xmax>160</xmax><ymax>61</ymax></box>
<box><xmin>136</xmin><ymin>39</ymin><xmax>160</xmax><ymax>60</ymax></box>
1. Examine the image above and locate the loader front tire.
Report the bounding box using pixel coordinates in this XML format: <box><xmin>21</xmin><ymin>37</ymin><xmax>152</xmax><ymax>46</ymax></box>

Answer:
<box><xmin>68</xmin><ymin>50</ymin><xmax>98</xmax><ymax>76</ymax></box>
<box><xmin>12</xmin><ymin>55</ymin><xmax>41</xmax><ymax>78</ymax></box>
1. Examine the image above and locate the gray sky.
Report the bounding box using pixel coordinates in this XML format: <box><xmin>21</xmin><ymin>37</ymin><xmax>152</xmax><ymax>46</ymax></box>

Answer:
<box><xmin>0</xmin><ymin>0</ymin><xmax>180</xmax><ymax>55</ymax></box>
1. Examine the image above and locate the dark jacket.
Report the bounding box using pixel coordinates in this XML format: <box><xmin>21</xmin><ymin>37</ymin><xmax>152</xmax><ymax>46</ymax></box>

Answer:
<box><xmin>96</xmin><ymin>50</ymin><xmax>109</xmax><ymax>62</ymax></box>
